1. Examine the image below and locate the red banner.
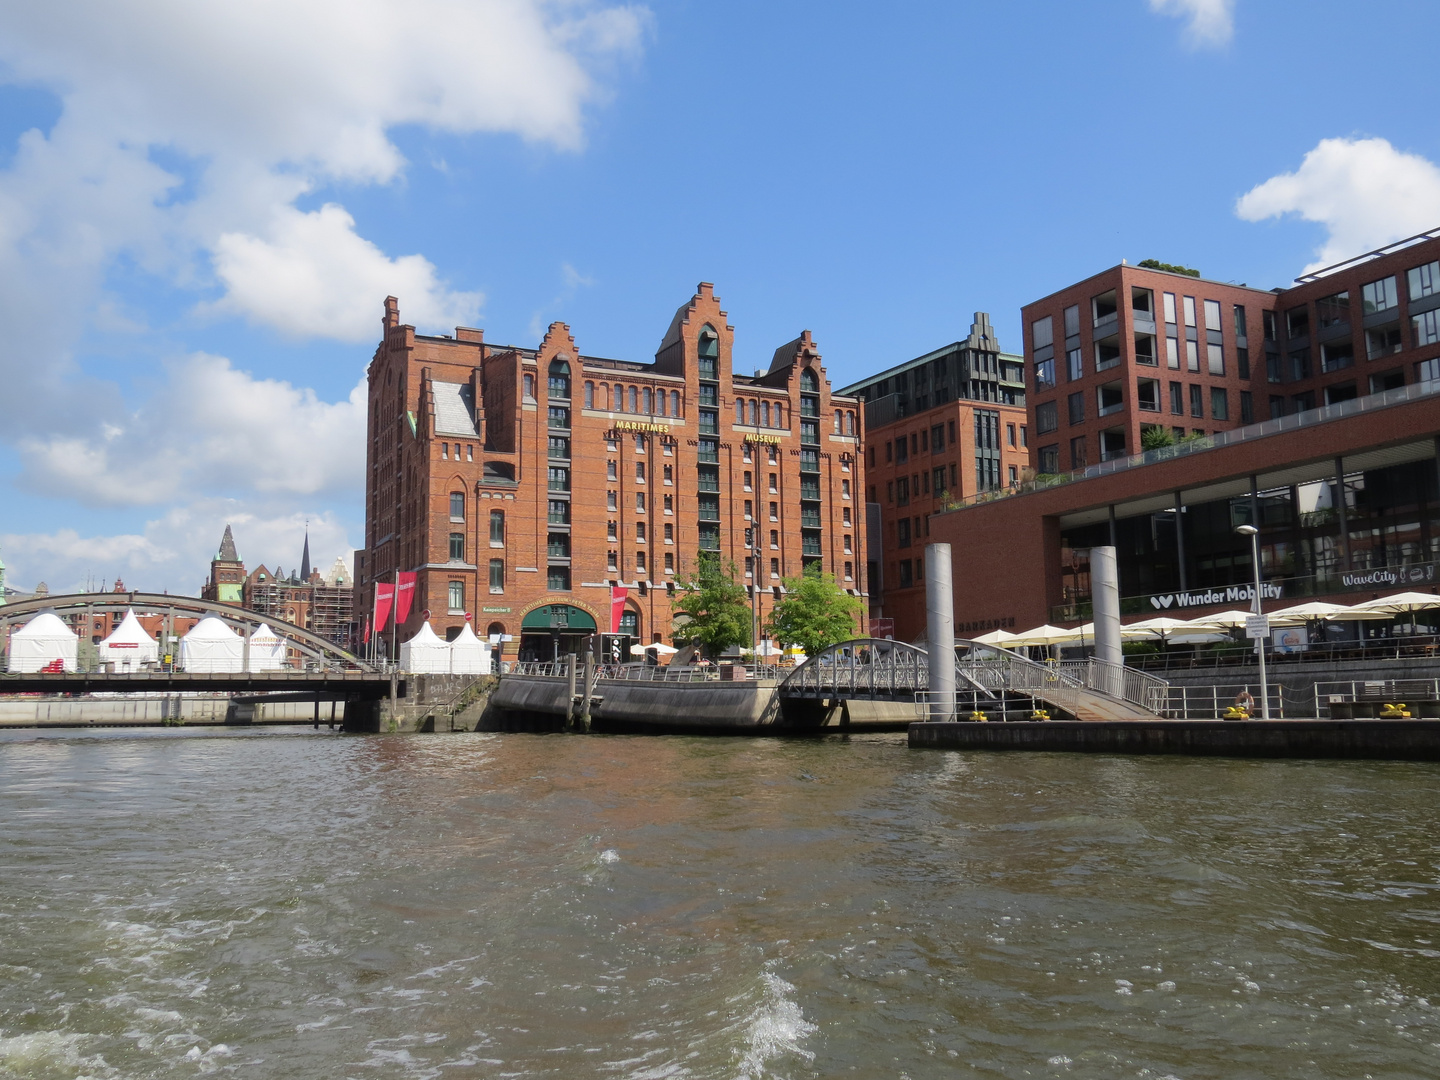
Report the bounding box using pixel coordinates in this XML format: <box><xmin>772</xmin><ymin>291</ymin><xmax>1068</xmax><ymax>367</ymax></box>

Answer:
<box><xmin>361</xmin><ymin>614</ymin><xmax>371</xmax><ymax>644</ymax></box>
<box><xmin>394</xmin><ymin>571</ymin><xmax>418</xmax><ymax>625</ymax></box>
<box><xmin>610</xmin><ymin>586</ymin><xmax>628</xmax><ymax>634</ymax></box>
<box><xmin>374</xmin><ymin>582</ymin><xmax>395</xmax><ymax>634</ymax></box>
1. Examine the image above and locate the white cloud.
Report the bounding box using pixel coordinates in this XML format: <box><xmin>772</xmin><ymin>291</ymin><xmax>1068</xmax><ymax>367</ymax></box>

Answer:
<box><xmin>1236</xmin><ymin>137</ymin><xmax>1440</xmax><ymax>270</ymax></box>
<box><xmin>211</xmin><ymin>204</ymin><xmax>482</xmax><ymax>342</ymax></box>
<box><xmin>1</xmin><ymin>504</ymin><xmax>355</xmax><ymax>595</ymax></box>
<box><xmin>18</xmin><ymin>354</ymin><xmax>368</xmax><ymax>507</ymax></box>
<box><xmin>1148</xmin><ymin>0</ymin><xmax>1234</xmax><ymax>48</ymax></box>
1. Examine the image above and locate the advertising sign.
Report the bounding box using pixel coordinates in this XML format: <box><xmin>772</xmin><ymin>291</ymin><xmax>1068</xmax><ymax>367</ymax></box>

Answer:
<box><xmin>1148</xmin><ymin>582</ymin><xmax>1283</xmax><ymax>610</ymax></box>
<box><xmin>1244</xmin><ymin>614</ymin><xmax>1269</xmax><ymax>640</ymax></box>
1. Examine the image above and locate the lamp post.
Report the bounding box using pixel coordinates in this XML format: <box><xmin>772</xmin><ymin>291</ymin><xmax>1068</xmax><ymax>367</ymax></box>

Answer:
<box><xmin>749</xmin><ymin>521</ymin><xmax>762</xmax><ymax>667</ymax></box>
<box><xmin>1235</xmin><ymin>524</ymin><xmax>1270</xmax><ymax>720</ymax></box>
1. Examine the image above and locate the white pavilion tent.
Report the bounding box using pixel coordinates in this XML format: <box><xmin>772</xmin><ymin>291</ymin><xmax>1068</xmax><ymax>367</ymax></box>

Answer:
<box><xmin>181</xmin><ymin>617</ymin><xmax>245</xmax><ymax>673</ymax></box>
<box><xmin>449</xmin><ymin>622</ymin><xmax>491</xmax><ymax>675</ymax></box>
<box><xmin>400</xmin><ymin>622</ymin><xmax>451</xmax><ymax>674</ymax></box>
<box><xmin>97</xmin><ymin>609</ymin><xmax>158</xmax><ymax>671</ymax></box>
<box><xmin>9</xmin><ymin>612</ymin><xmax>79</xmax><ymax>672</ymax></box>
<box><xmin>246</xmin><ymin>623</ymin><xmax>288</xmax><ymax>672</ymax></box>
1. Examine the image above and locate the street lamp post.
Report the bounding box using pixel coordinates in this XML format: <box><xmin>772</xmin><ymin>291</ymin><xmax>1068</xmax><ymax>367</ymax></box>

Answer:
<box><xmin>750</xmin><ymin>524</ymin><xmax>761</xmax><ymax>666</ymax></box>
<box><xmin>1235</xmin><ymin>524</ymin><xmax>1270</xmax><ymax>720</ymax></box>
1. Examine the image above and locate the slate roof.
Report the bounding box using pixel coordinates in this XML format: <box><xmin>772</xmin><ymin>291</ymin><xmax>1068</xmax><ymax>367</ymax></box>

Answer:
<box><xmin>433</xmin><ymin>381</ymin><xmax>480</xmax><ymax>437</ymax></box>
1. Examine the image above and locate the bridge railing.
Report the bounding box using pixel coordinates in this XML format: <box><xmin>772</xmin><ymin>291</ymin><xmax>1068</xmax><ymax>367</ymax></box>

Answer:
<box><xmin>502</xmin><ymin>661</ymin><xmax>783</xmax><ymax>683</ymax></box>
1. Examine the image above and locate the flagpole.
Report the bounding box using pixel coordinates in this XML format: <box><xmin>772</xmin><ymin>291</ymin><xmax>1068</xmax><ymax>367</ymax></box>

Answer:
<box><xmin>391</xmin><ymin>569</ymin><xmax>399</xmax><ymax>667</ymax></box>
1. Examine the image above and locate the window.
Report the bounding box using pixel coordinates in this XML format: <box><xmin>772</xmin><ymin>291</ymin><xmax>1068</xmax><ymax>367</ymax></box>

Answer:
<box><xmin>663</xmin><ymin>464</ymin><xmax>673</xmax><ymax>484</ymax></box>
<box><xmin>1418</xmin><ymin>358</ymin><xmax>1440</xmax><ymax>383</ymax></box>
<box><xmin>548</xmin><ymin>358</ymin><xmax>570</xmax><ymax>398</ymax></box>
<box><xmin>1233</xmin><ymin>304</ymin><xmax>1248</xmax><ymax>338</ymax></box>
<box><xmin>842</xmin><ymin>507</ymin><xmax>851</xmax><ymax>526</ymax></box>
<box><xmin>1136</xmin><ymin>379</ymin><xmax>1159</xmax><ymax>412</ymax></box>
<box><xmin>769</xmin><ymin>473</ymin><xmax>778</xmax><ymax>493</ymax></box>
<box><xmin>1289</xmin><ymin>348</ymin><xmax>1311</xmax><ymax>381</ymax></box>
<box><xmin>1092</xmin><ymin>290</ymin><xmax>1117</xmax><ymax>324</ymax></box>
<box><xmin>629</xmin><ymin>387</ymin><xmax>639</xmax><ymax>412</ymax></box>
<box><xmin>606</xmin><ymin>437</ymin><xmax>619</xmax><ymax>452</ymax></box>
<box><xmin>449</xmin><ymin>533</ymin><xmax>465</xmax><ymax>560</ymax></box>
<box><xmin>607</xmin><ymin>550</ymin><xmax>618</xmax><ymax>571</ymax></box>
<box><xmin>1320</xmin><ymin>340</ymin><xmax>1354</xmax><ymax>372</ymax></box>
<box><xmin>897</xmin><ymin>560</ymin><xmax>913</xmax><ymax>588</ymax></box>
<box><xmin>584</xmin><ymin>381</ymin><xmax>594</xmax><ymax>408</ymax></box>
<box><xmin>842</xmin><ymin>479</ymin><xmax>851</xmax><ymax>499</ymax></box>
<box><xmin>1413</xmin><ymin>308</ymin><xmax>1440</xmax><ymax>347</ymax></box>
<box><xmin>607</xmin><ymin>519</ymin><xmax>618</xmax><ymax>541</ymax></box>
<box><xmin>1007</xmin><ymin>423</ymin><xmax>1016</xmax><ymax>446</ymax></box>
<box><xmin>1166</xmin><ymin>336</ymin><xmax>1179</xmax><ymax>369</ymax></box>
<box><xmin>635</xmin><ymin>434</ymin><xmax>646</xmax><ymax>453</ymax></box>
<box><xmin>770</xmin><ymin>529</ymin><xmax>779</xmax><ymax>549</ymax></box>
<box><xmin>1367</xmin><ymin>325</ymin><xmax>1403</xmax><ymax>359</ymax></box>
<box><xmin>606</xmin><ymin>490</ymin><xmax>618</xmax><ymax>511</ymax></box>
<box><xmin>523</xmin><ymin>373</ymin><xmax>535</xmax><ymax>401</ymax></box>
<box><xmin>635</xmin><ymin>522</ymin><xmax>646</xmax><ymax>542</ymax></box>
<box><xmin>1036</xmin><ymin>401</ymin><xmax>1059</xmax><ymax>434</ymax></box>
<box><xmin>441</xmin><ymin>443</ymin><xmax>447</xmax><ymax>460</ymax></box>
<box><xmin>1362</xmin><ymin>276</ymin><xmax>1398</xmax><ymax>314</ymax></box>
<box><xmin>1189</xmin><ymin>384</ymin><xmax>1203</xmax><ymax>417</ymax></box>
<box><xmin>1020</xmin><ymin>426</ymin><xmax>1028</xmax><ymax>447</ymax></box>
<box><xmin>489</xmin><ymin>559</ymin><xmax>505</xmax><ymax>593</ymax></box>
<box><xmin>767</xmin><ymin>445</ymin><xmax>778</xmax><ymax>464</ymax></box>
<box><xmin>1316</xmin><ymin>291</ymin><xmax>1350</xmax><ymax>330</ymax></box>
<box><xmin>665</xmin><ymin>553</ymin><xmax>674</xmax><ymax>573</ymax></box>
<box><xmin>548</xmin><ymin>499</ymin><xmax>570</xmax><ymax>524</ymax></box>
<box><xmin>1183</xmin><ymin>296</ymin><xmax>1196</xmax><ymax>327</ymax></box>
<box><xmin>665</xmin><ymin>523</ymin><xmax>674</xmax><ymax>542</ymax></box>
<box><xmin>548</xmin><ymin>466</ymin><xmax>569</xmax><ymax>492</ymax></box>
<box><xmin>549</xmin><ymin>436</ymin><xmax>570</xmax><ymax>459</ymax></box>
<box><xmin>1094</xmin><ymin>338</ymin><xmax>1120</xmax><ymax>371</ymax></box>
<box><xmin>547</xmin><ymin>406</ymin><xmax>570</xmax><ymax>429</ymax></box>
<box><xmin>933</xmin><ymin>466</ymin><xmax>946</xmax><ymax>494</ymax></box>
<box><xmin>1064</xmin><ymin>304</ymin><xmax>1080</xmax><ymax>337</ymax></box>
<box><xmin>1236</xmin><ymin>347</ymin><xmax>1250</xmax><ymax>380</ymax></box>
<box><xmin>1169</xmin><ymin>381</ymin><xmax>1183</xmax><ymax>415</ymax></box>
<box><xmin>844</xmin><ymin>533</ymin><xmax>853</xmax><ymax>554</ymax></box>
<box><xmin>1286</xmin><ymin>306</ymin><xmax>1309</xmax><ymax>339</ymax></box>
<box><xmin>635</xmin><ymin>492</ymin><xmax>646</xmax><ymax>512</ymax></box>
<box><xmin>948</xmin><ymin>420</ymin><xmax>956</xmax><ymax>443</ymax></box>
<box><xmin>1132</xmin><ymin>287</ymin><xmax>1154</xmax><ymax>318</ymax></box>
<box><xmin>844</xmin><ymin>562</ymin><xmax>853</xmax><ymax>582</ymax></box>
<box><xmin>1037</xmin><ymin>444</ymin><xmax>1059</xmax><ymax>474</ymax></box>
<box><xmin>547</xmin><ymin>566</ymin><xmax>570</xmax><ymax>591</ymax></box>
<box><xmin>1207</xmin><ymin>343</ymin><xmax>1225</xmax><ymax>376</ymax></box>
<box><xmin>450</xmin><ymin>492</ymin><xmax>465</xmax><ymax>521</ymax></box>
<box><xmin>769</xmin><ymin>501</ymin><xmax>778</xmax><ymax>521</ymax></box>
<box><xmin>606</xmin><ymin>460</ymin><xmax>618</xmax><ymax>480</ymax></box>
<box><xmin>1009</xmin><ymin>465</ymin><xmax>1018</xmax><ymax>486</ymax></box>
<box><xmin>1163</xmin><ymin>292</ymin><xmax>1177</xmax><ymax>323</ymax></box>
<box><xmin>1239</xmin><ymin>391</ymin><xmax>1253</xmax><ymax>424</ymax></box>
<box><xmin>897</xmin><ymin>477</ymin><xmax>909</xmax><ymax>505</ymax></box>
<box><xmin>1069</xmin><ymin>436</ymin><xmax>1087</xmax><ymax>469</ymax></box>
<box><xmin>671</xmin><ymin>390</ymin><xmax>682</xmax><ymax>417</ymax></box>
<box><xmin>1032</xmin><ymin>315</ymin><xmax>1053</xmax><ymax>351</ymax></box>
<box><xmin>744</xmin><ymin>499</ymin><xmax>753</xmax><ymax>519</ymax></box>
<box><xmin>895</xmin><ymin>438</ymin><xmax>908</xmax><ymax>464</ymax></box>
<box><xmin>897</xmin><ymin>518</ymin><xmax>911</xmax><ymax>548</ymax></box>
<box><xmin>931</xmin><ymin>424</ymin><xmax>945</xmax><ymax>451</ymax></box>
<box><xmin>1097</xmin><ymin>384</ymin><xmax>1123</xmax><ymax>416</ymax></box>
<box><xmin>664</xmin><ymin>495</ymin><xmax>674</xmax><ymax>514</ymax></box>
<box><xmin>770</xmin><ymin>558</ymin><xmax>780</xmax><ymax>579</ymax></box>
<box><xmin>636</xmin><ymin>551</ymin><xmax>647</xmax><ymax>573</ymax></box>
<box><xmin>1203</xmin><ymin>299</ymin><xmax>1222</xmax><ymax>333</ymax></box>
<box><xmin>635</xmin><ymin>461</ymin><xmax>646</xmax><ymax>482</ymax></box>
<box><xmin>1210</xmin><ymin>387</ymin><xmax>1229</xmax><ymax>421</ymax></box>
<box><xmin>1409</xmin><ymin>260</ymin><xmax>1440</xmax><ymax>300</ymax></box>
<box><xmin>1066</xmin><ymin>347</ymin><xmax>1083</xmax><ymax>381</ymax></box>
<box><xmin>466</xmin><ymin>445</ymin><xmax>473</xmax><ymax>462</ymax></box>
<box><xmin>1185</xmin><ymin>340</ymin><xmax>1199</xmax><ymax>372</ymax></box>
<box><xmin>448</xmin><ymin>581</ymin><xmax>465</xmax><ymax>613</ymax></box>
<box><xmin>1067</xmin><ymin>391</ymin><xmax>1085</xmax><ymax>425</ymax></box>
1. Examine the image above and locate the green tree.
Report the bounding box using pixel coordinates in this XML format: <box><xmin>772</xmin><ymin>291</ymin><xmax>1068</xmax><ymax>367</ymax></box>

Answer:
<box><xmin>1140</xmin><ymin>425</ymin><xmax>1174</xmax><ymax>451</ymax></box>
<box><xmin>670</xmin><ymin>554</ymin><xmax>752</xmax><ymax>659</ymax></box>
<box><xmin>1137</xmin><ymin>258</ymin><xmax>1200</xmax><ymax>277</ymax></box>
<box><xmin>766</xmin><ymin>563</ymin><xmax>864</xmax><ymax>659</ymax></box>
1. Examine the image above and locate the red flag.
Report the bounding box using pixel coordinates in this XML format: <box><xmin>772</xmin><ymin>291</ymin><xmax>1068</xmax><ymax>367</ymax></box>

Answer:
<box><xmin>394</xmin><ymin>571</ymin><xmax>418</xmax><ymax>624</ymax></box>
<box><xmin>374</xmin><ymin>582</ymin><xmax>395</xmax><ymax>634</ymax></box>
<box><xmin>361</xmin><ymin>613</ymin><xmax>371</xmax><ymax>644</ymax></box>
<box><xmin>610</xmin><ymin>585</ymin><xmax>628</xmax><ymax>634</ymax></box>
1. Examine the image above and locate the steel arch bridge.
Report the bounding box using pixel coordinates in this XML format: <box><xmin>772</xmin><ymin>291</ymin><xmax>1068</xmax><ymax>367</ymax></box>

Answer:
<box><xmin>0</xmin><ymin>591</ymin><xmax>371</xmax><ymax>671</ymax></box>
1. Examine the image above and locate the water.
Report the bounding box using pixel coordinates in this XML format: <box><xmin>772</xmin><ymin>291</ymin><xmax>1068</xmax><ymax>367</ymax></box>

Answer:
<box><xmin>2</xmin><ymin>729</ymin><xmax>1440</xmax><ymax>1079</ymax></box>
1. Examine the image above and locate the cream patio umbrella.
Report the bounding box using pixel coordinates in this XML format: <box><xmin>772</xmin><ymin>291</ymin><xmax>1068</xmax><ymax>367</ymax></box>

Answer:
<box><xmin>1266</xmin><ymin>600</ymin><xmax>1355</xmax><ymax>625</ymax></box>
<box><xmin>972</xmin><ymin>628</ymin><xmax>1022</xmax><ymax>647</ymax></box>
<box><xmin>1008</xmin><ymin>623</ymin><xmax>1082</xmax><ymax>646</ymax></box>
<box><xmin>1176</xmin><ymin>609</ymin><xmax>1257</xmax><ymax>630</ymax></box>
<box><xmin>1327</xmin><ymin>591</ymin><xmax>1440</xmax><ymax>633</ymax></box>
<box><xmin>1122</xmin><ymin>616</ymin><xmax>1200</xmax><ymax>646</ymax></box>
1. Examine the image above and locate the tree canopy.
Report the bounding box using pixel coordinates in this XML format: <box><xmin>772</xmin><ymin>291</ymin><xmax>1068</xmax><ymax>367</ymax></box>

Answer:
<box><xmin>670</xmin><ymin>554</ymin><xmax>751</xmax><ymax>659</ymax></box>
<box><xmin>766</xmin><ymin>563</ymin><xmax>864</xmax><ymax>659</ymax></box>
<box><xmin>1137</xmin><ymin>258</ymin><xmax>1200</xmax><ymax>277</ymax></box>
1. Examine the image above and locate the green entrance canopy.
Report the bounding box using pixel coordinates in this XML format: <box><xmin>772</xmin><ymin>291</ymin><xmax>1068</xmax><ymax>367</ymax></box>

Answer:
<box><xmin>521</xmin><ymin>604</ymin><xmax>598</xmax><ymax>632</ymax></box>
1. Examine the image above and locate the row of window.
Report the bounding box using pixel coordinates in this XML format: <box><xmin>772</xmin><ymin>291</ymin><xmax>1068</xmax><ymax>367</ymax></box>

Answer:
<box><xmin>1284</xmin><ymin>259</ymin><xmax>1440</xmax><ymax>339</ymax></box>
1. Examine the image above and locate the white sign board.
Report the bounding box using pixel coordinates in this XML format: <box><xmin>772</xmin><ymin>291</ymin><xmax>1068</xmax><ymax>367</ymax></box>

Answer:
<box><xmin>1245</xmin><ymin>614</ymin><xmax>1270</xmax><ymax>640</ymax></box>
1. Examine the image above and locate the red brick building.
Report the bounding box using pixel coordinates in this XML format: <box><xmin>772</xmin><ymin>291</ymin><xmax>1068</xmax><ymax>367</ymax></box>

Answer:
<box><xmin>359</xmin><ymin>286</ymin><xmax>864</xmax><ymax>661</ymax></box>
<box><xmin>838</xmin><ymin>314</ymin><xmax>1029</xmax><ymax>627</ymax></box>
<box><xmin>1022</xmin><ymin>230</ymin><xmax>1440</xmax><ymax>474</ymax></box>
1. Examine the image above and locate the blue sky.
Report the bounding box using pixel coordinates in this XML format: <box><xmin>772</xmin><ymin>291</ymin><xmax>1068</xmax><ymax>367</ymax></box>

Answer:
<box><xmin>2</xmin><ymin>0</ymin><xmax>1438</xmax><ymax>594</ymax></box>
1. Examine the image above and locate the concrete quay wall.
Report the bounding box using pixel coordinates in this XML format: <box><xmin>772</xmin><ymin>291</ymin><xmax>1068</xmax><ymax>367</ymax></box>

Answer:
<box><xmin>910</xmin><ymin>719</ymin><xmax>1440</xmax><ymax>760</ymax></box>
<box><xmin>484</xmin><ymin>675</ymin><xmax>778</xmax><ymax>732</ymax></box>
<box><xmin>0</xmin><ymin>695</ymin><xmax>348</xmax><ymax>727</ymax></box>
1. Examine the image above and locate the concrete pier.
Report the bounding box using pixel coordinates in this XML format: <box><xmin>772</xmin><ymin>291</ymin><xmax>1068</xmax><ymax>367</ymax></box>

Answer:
<box><xmin>910</xmin><ymin>719</ymin><xmax>1440</xmax><ymax>760</ymax></box>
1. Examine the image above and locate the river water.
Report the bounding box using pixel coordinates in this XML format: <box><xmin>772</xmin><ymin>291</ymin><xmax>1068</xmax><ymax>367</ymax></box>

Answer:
<box><xmin>2</xmin><ymin>729</ymin><xmax>1439</xmax><ymax>1079</ymax></box>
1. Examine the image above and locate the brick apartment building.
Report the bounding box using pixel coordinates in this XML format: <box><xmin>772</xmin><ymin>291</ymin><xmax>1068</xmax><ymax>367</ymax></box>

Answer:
<box><xmin>838</xmin><ymin>313</ymin><xmax>1029</xmax><ymax>627</ymax></box>
<box><xmin>1023</xmin><ymin>229</ymin><xmax>1440</xmax><ymax>473</ymax></box>
<box><xmin>358</xmin><ymin>286</ymin><xmax>864</xmax><ymax>662</ymax></box>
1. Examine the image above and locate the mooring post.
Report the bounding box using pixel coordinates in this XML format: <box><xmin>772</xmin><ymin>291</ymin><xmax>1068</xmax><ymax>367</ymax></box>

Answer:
<box><xmin>565</xmin><ymin>652</ymin><xmax>580</xmax><ymax>732</ymax></box>
<box><xmin>925</xmin><ymin>543</ymin><xmax>955</xmax><ymax>722</ymax></box>
<box><xmin>313</xmin><ymin>698</ymin><xmax>320</xmax><ymax>729</ymax></box>
<box><xmin>389</xmin><ymin>669</ymin><xmax>398</xmax><ymax>731</ymax></box>
<box><xmin>576</xmin><ymin>655</ymin><xmax>596</xmax><ymax>733</ymax></box>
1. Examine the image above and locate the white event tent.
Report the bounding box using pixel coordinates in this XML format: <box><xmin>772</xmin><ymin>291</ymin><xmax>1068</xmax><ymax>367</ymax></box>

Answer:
<box><xmin>9</xmin><ymin>612</ymin><xmax>79</xmax><ymax>672</ymax></box>
<box><xmin>400</xmin><ymin>622</ymin><xmax>452</xmax><ymax>674</ymax></box>
<box><xmin>449</xmin><ymin>622</ymin><xmax>491</xmax><ymax>675</ymax></box>
<box><xmin>98</xmin><ymin>609</ymin><xmax>158</xmax><ymax>671</ymax></box>
<box><xmin>246</xmin><ymin>624</ymin><xmax>288</xmax><ymax>671</ymax></box>
<box><xmin>181</xmin><ymin>617</ymin><xmax>245</xmax><ymax>673</ymax></box>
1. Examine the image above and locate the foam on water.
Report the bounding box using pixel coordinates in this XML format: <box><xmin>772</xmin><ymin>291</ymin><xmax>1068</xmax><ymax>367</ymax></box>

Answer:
<box><xmin>733</xmin><ymin>972</ymin><xmax>817</xmax><ymax>1080</ymax></box>
<box><xmin>0</xmin><ymin>1031</ymin><xmax>115</xmax><ymax>1080</ymax></box>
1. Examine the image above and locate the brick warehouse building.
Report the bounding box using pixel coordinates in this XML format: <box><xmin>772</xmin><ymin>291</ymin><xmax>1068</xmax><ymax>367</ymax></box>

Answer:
<box><xmin>359</xmin><ymin>286</ymin><xmax>865</xmax><ymax>661</ymax></box>
<box><xmin>838</xmin><ymin>313</ymin><xmax>1030</xmax><ymax>627</ymax></box>
<box><xmin>1022</xmin><ymin>229</ymin><xmax>1440</xmax><ymax>474</ymax></box>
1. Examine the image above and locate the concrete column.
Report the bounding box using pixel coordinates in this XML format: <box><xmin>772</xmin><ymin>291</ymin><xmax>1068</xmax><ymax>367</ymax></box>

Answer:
<box><xmin>1334</xmin><ymin>456</ymin><xmax>1351</xmax><ymax>573</ymax></box>
<box><xmin>1091</xmin><ymin>545</ymin><xmax>1123</xmax><ymax>673</ymax></box>
<box><xmin>1107</xmin><ymin>505</ymin><xmax>1118</xmax><ymax>549</ymax></box>
<box><xmin>924</xmin><ymin>543</ymin><xmax>955</xmax><ymax>722</ymax></box>
<box><xmin>1173</xmin><ymin>492</ymin><xmax>1188</xmax><ymax>592</ymax></box>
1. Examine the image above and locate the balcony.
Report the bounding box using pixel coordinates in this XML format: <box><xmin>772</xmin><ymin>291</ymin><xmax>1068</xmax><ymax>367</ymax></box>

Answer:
<box><xmin>801</xmin><ymin>535</ymin><xmax>822</xmax><ymax>556</ymax></box>
<box><xmin>800</xmin><ymin>511</ymin><xmax>821</xmax><ymax>528</ymax></box>
<box><xmin>697</xmin><ymin>466</ymin><xmax>720</xmax><ymax>492</ymax></box>
<box><xmin>698</xmin><ymin>358</ymin><xmax>717</xmax><ymax>380</ymax></box>
<box><xmin>697</xmin><ymin>442</ymin><xmax>719</xmax><ymax>464</ymax></box>
<box><xmin>1097</xmin><ymin>383</ymin><xmax>1125</xmax><ymax>417</ymax></box>
<box><xmin>799</xmin><ymin>481</ymin><xmax>820</xmax><ymax>500</ymax></box>
<box><xmin>698</xmin><ymin>410</ymin><xmax>719</xmax><ymax>435</ymax></box>
<box><xmin>698</xmin><ymin>506</ymin><xmax>721</xmax><ymax>522</ymax></box>
<box><xmin>698</xmin><ymin>525</ymin><xmax>720</xmax><ymax>551</ymax></box>
<box><xmin>800</xmin><ymin>421</ymin><xmax>819</xmax><ymax>445</ymax></box>
<box><xmin>799</xmin><ymin>397</ymin><xmax>819</xmax><ymax>418</ymax></box>
<box><xmin>698</xmin><ymin>385</ymin><xmax>717</xmax><ymax>406</ymax></box>
<box><xmin>799</xmin><ymin>450</ymin><xmax>820</xmax><ymax>473</ymax></box>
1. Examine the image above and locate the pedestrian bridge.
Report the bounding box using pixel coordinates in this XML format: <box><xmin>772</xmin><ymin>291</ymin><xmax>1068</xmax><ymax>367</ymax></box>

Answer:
<box><xmin>778</xmin><ymin>638</ymin><xmax>1169</xmax><ymax>722</ymax></box>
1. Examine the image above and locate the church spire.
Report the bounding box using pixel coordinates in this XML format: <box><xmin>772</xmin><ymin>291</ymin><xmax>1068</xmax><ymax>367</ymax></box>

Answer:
<box><xmin>218</xmin><ymin>524</ymin><xmax>239</xmax><ymax>562</ymax></box>
<box><xmin>300</xmin><ymin>526</ymin><xmax>311</xmax><ymax>582</ymax></box>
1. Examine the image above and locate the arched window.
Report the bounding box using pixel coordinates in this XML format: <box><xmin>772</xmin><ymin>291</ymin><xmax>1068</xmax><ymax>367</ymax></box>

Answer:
<box><xmin>800</xmin><ymin>369</ymin><xmax>819</xmax><ymax>393</ymax></box>
<box><xmin>629</xmin><ymin>386</ymin><xmax>638</xmax><ymax>412</ymax></box>
<box><xmin>619</xmin><ymin>609</ymin><xmax>639</xmax><ymax>637</ymax></box>
<box><xmin>643</xmin><ymin>387</ymin><xmax>653</xmax><ymax>414</ymax></box>
<box><xmin>614</xmin><ymin>383</ymin><xmax>624</xmax><ymax>411</ymax></box>
<box><xmin>761</xmin><ymin>401</ymin><xmax>771</xmax><ymax>427</ymax></box>
<box><xmin>523</xmin><ymin>373</ymin><xmax>535</xmax><ymax>400</ymax></box>
<box><xmin>736</xmin><ymin>401</ymin><xmax>745</xmax><ymax>424</ymax></box>
<box><xmin>548</xmin><ymin>358</ymin><xmax>571</xmax><ymax>398</ymax></box>
<box><xmin>583</xmin><ymin>381</ymin><xmax>594</xmax><ymax>408</ymax></box>
<box><xmin>658</xmin><ymin>390</ymin><xmax>668</xmax><ymax>417</ymax></box>
<box><xmin>846</xmin><ymin>411</ymin><xmax>855</xmax><ymax>435</ymax></box>
<box><xmin>486</xmin><ymin>621</ymin><xmax>506</xmax><ymax>641</ymax></box>
<box><xmin>671</xmin><ymin>390</ymin><xmax>681</xmax><ymax>416</ymax></box>
<box><xmin>834</xmin><ymin>409</ymin><xmax>842</xmax><ymax>433</ymax></box>
<box><xmin>598</xmin><ymin>383</ymin><xmax>608</xmax><ymax>410</ymax></box>
<box><xmin>698</xmin><ymin>326</ymin><xmax>719</xmax><ymax>359</ymax></box>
